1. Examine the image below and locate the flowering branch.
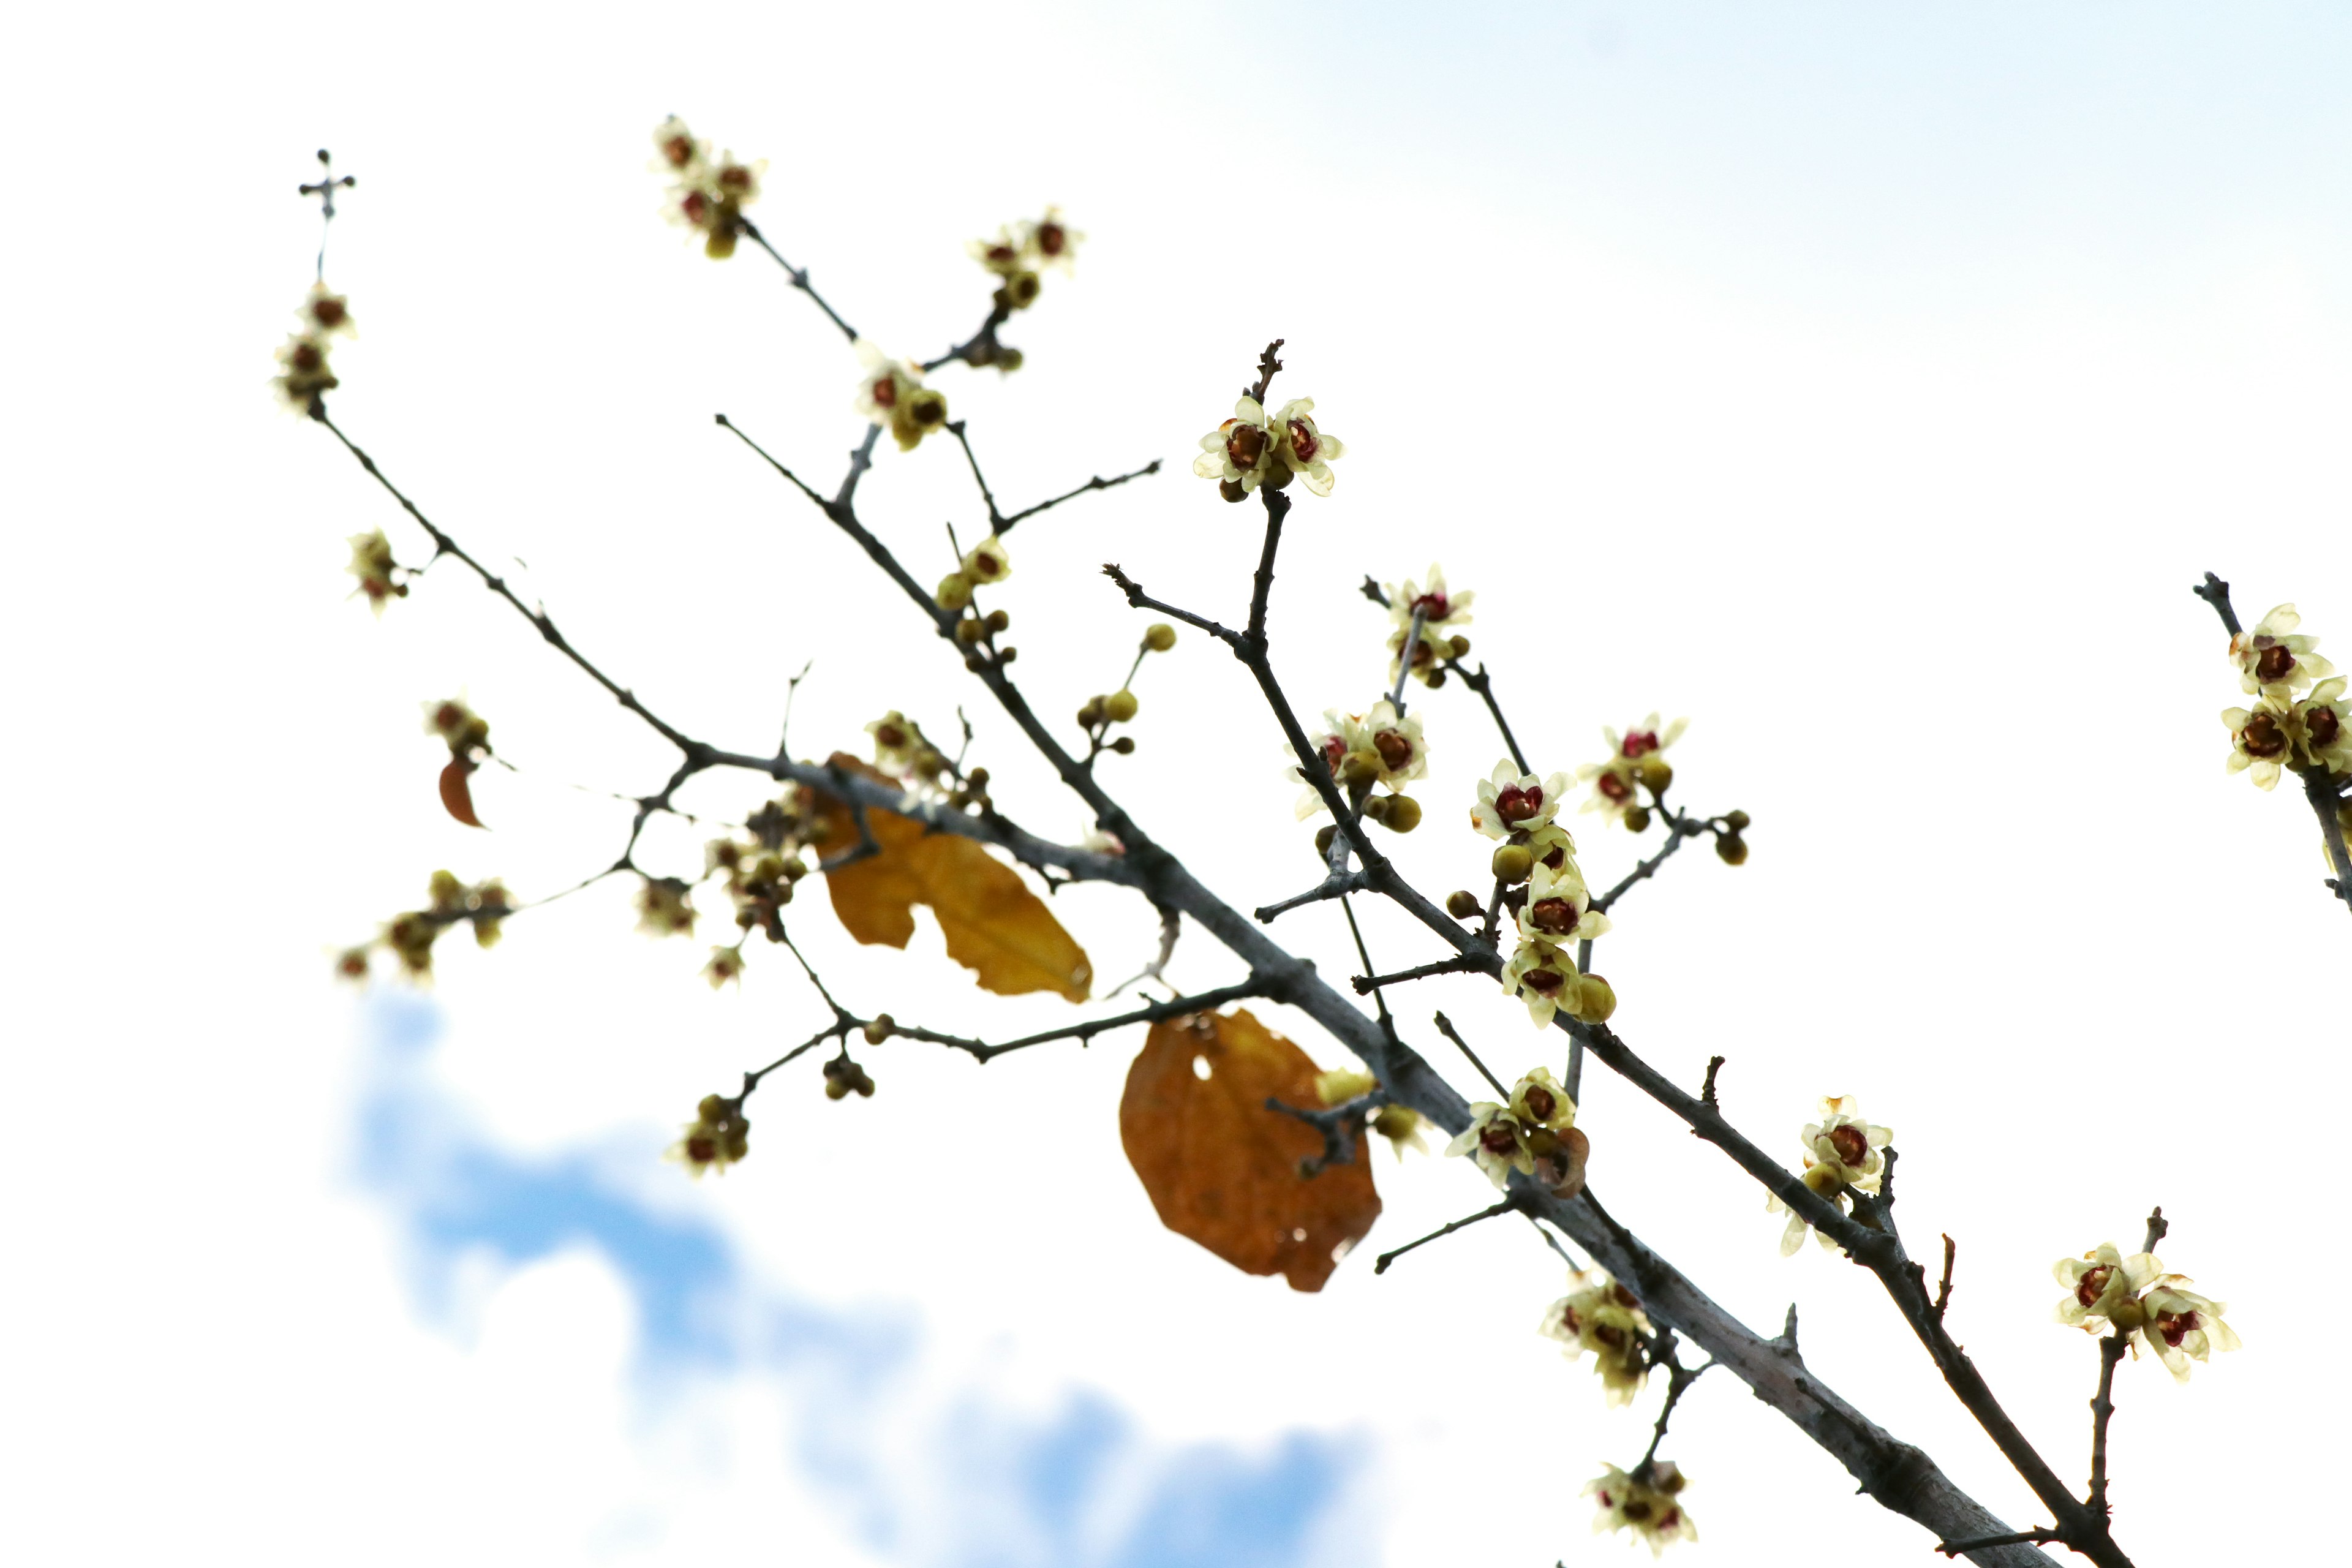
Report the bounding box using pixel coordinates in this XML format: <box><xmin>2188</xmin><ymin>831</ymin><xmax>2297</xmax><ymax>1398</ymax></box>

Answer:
<box><xmin>2087</xmin><ymin>1208</ymin><xmax>2170</xmax><ymax>1518</ymax></box>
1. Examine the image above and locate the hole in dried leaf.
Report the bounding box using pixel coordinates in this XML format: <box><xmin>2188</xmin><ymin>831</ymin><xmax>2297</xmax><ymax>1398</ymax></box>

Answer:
<box><xmin>1291</xmin><ymin>1227</ymin><xmax>1308</xmax><ymax>1242</ymax></box>
<box><xmin>1192</xmin><ymin>1055</ymin><xmax>1213</xmax><ymax>1080</ymax></box>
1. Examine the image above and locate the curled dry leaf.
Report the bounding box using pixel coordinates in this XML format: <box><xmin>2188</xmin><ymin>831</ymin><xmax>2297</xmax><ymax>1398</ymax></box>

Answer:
<box><xmin>1119</xmin><ymin>1009</ymin><xmax>1381</xmax><ymax>1292</ymax></box>
<box><xmin>812</xmin><ymin>753</ymin><xmax>1090</xmax><ymax>1001</ymax></box>
<box><xmin>439</xmin><ymin>757</ymin><xmax>484</xmax><ymax>828</ymax></box>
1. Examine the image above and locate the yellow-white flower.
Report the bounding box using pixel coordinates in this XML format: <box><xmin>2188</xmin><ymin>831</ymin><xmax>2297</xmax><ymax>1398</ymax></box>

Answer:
<box><xmin>2222</xmin><ymin>695</ymin><xmax>2299</xmax><ymax>790</ymax></box>
<box><xmin>1502</xmin><ymin>936</ymin><xmax>1580</xmax><ymax>1027</ymax></box>
<box><xmin>1803</xmin><ymin>1095</ymin><xmax>1891</xmax><ymax>1189</ymax></box>
<box><xmin>666</xmin><ymin>1094</ymin><xmax>750</xmax><ymax>1177</ymax></box>
<box><xmin>2052</xmin><ymin>1243</ymin><xmax>2162</xmax><ymax>1332</ymax></box>
<box><xmin>1586</xmin><ymin>1463</ymin><xmax>1697</xmax><ymax>1555</ymax></box>
<box><xmin>2138</xmin><ymin>1278</ymin><xmax>2241</xmax><ymax>1381</ymax></box>
<box><xmin>2231</xmin><ymin>603</ymin><xmax>2335</xmax><ymax>697</ymax></box>
<box><xmin>1360</xmin><ymin>699</ymin><xmax>1427</xmax><ymax>785</ymax></box>
<box><xmin>2293</xmin><ymin>677</ymin><xmax>2350</xmax><ymax>775</ymax></box>
<box><xmin>853</xmin><ymin>340</ymin><xmax>949</xmax><ymax>451</ymax></box>
<box><xmin>345</xmin><ymin>528</ymin><xmax>404</xmax><ymax>614</ymax></box>
<box><xmin>651</xmin><ymin>116</ymin><xmax>706</xmax><ymax>176</ymax></box>
<box><xmin>1470</xmin><ymin>760</ymin><xmax>1571</xmax><ymax>839</ymax></box>
<box><xmin>1578</xmin><ymin>715</ymin><xmax>1687</xmax><ymax>824</ymax></box>
<box><xmin>1444</xmin><ymin>1101</ymin><xmax>1534</xmax><ymax>1187</ymax></box>
<box><xmin>1517</xmin><ymin>862</ymin><xmax>1610</xmax><ymax>948</ymax></box>
<box><xmin>1383</xmin><ymin>564</ymin><xmax>1472</xmax><ymax>684</ymax></box>
<box><xmin>960</xmin><ymin>534</ymin><xmax>1011</xmax><ymax>587</ymax></box>
<box><xmin>636</xmin><ymin>875</ymin><xmax>697</xmax><ymax>938</ymax></box>
<box><xmin>1193</xmin><ymin>396</ymin><xmax>1281</xmax><ymax>494</ymax></box>
<box><xmin>1542</xmin><ymin>1268</ymin><xmax>1652</xmax><ymax>1407</ymax></box>
<box><xmin>1025</xmin><ymin>206</ymin><xmax>1082</xmax><ymax>273</ymax></box>
<box><xmin>302</xmin><ymin>281</ymin><xmax>355</xmax><ymax>339</ymax></box>
<box><xmin>1270</xmin><ymin>397</ymin><xmax>1344</xmax><ymax>496</ymax></box>
<box><xmin>866</xmin><ymin>710</ymin><xmax>924</xmax><ymax>775</ymax></box>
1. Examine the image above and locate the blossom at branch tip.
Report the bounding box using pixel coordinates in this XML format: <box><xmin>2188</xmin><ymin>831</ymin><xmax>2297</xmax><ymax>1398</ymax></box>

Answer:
<box><xmin>1470</xmin><ymin>759</ymin><xmax>1571</xmax><ymax>839</ymax></box>
<box><xmin>1516</xmin><ymin>861</ymin><xmax>1610</xmax><ymax>948</ymax></box>
<box><xmin>1586</xmin><ymin>1462</ymin><xmax>1697</xmax><ymax>1555</ymax></box>
<box><xmin>1541</xmin><ymin>1268</ymin><xmax>1652</xmax><ymax>1407</ymax></box>
<box><xmin>668</xmin><ymin>1093</ymin><xmax>750</xmax><ymax>1177</ymax></box>
<box><xmin>273</xmin><ymin>330</ymin><xmax>338</xmax><ymax>409</ymax></box>
<box><xmin>302</xmin><ymin>281</ymin><xmax>356</xmax><ymax>339</ymax></box>
<box><xmin>1383</xmin><ymin>564</ymin><xmax>1474</xmax><ymax>685</ymax></box>
<box><xmin>2138</xmin><ymin>1278</ymin><xmax>2241</xmax><ymax>1381</ymax></box>
<box><xmin>853</xmin><ymin>340</ymin><xmax>949</xmax><ymax>451</ymax></box>
<box><xmin>2230</xmin><ymin>603</ymin><xmax>2334</xmax><ymax>698</ymax></box>
<box><xmin>345</xmin><ymin>529</ymin><xmax>406</xmax><ymax>614</ymax></box>
<box><xmin>422</xmin><ymin>696</ymin><xmax>491</xmax><ymax>758</ymax></box>
<box><xmin>1766</xmin><ymin>1095</ymin><xmax>1890</xmax><ymax>1255</ymax></box>
<box><xmin>2052</xmin><ymin>1242</ymin><xmax>2163</xmax><ymax>1332</ymax></box>
<box><xmin>652</xmin><ymin>117</ymin><xmax>763</xmax><ymax>259</ymax></box>
<box><xmin>1193</xmin><ymin>395</ymin><xmax>1344</xmax><ymax>499</ymax></box>
<box><xmin>2293</xmin><ymin>676</ymin><xmax>2350</xmax><ymax>777</ymax></box>
<box><xmin>702</xmin><ymin>945</ymin><xmax>745</xmax><ymax>989</ymax></box>
<box><xmin>960</xmin><ymin>533</ymin><xmax>1011</xmax><ymax>587</ymax></box>
<box><xmin>2222</xmin><ymin>695</ymin><xmax>2300</xmax><ymax>790</ymax></box>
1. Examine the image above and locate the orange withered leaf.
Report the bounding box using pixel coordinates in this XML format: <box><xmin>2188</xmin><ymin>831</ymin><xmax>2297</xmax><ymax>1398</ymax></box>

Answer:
<box><xmin>439</xmin><ymin>757</ymin><xmax>484</xmax><ymax>828</ymax></box>
<box><xmin>812</xmin><ymin>753</ymin><xmax>1090</xmax><ymax>1001</ymax></box>
<box><xmin>1119</xmin><ymin>1009</ymin><xmax>1381</xmax><ymax>1292</ymax></box>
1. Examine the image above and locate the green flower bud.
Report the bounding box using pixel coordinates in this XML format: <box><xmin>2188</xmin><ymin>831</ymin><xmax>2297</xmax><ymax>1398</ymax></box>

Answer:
<box><xmin>1445</xmin><ymin>889</ymin><xmax>1481</xmax><ymax>919</ymax></box>
<box><xmin>1104</xmin><ymin>690</ymin><xmax>1139</xmax><ymax>723</ymax></box>
<box><xmin>1110</xmin><ymin>736</ymin><xmax>1135</xmax><ymax>754</ymax></box>
<box><xmin>1144</xmin><ymin>623</ymin><xmax>1177</xmax><ymax>652</ymax></box>
<box><xmin>1314</xmin><ymin>824</ymin><xmax>1338</xmax><ymax>856</ymax></box>
<box><xmin>1623</xmin><ymin>805</ymin><xmax>1653</xmax><ymax>834</ymax></box>
<box><xmin>1381</xmin><ymin>794</ymin><xmax>1422</xmax><ymax>832</ymax></box>
<box><xmin>1725</xmin><ymin>809</ymin><xmax>1751</xmax><ymax>831</ymax></box>
<box><xmin>1575</xmin><ymin>974</ymin><xmax>1618</xmax><ymax>1023</ymax></box>
<box><xmin>1636</xmin><ymin>756</ymin><xmax>1673</xmax><ymax>792</ymax></box>
<box><xmin>1491</xmin><ymin>844</ymin><xmax>1534</xmax><ymax>884</ymax></box>
<box><xmin>1716</xmin><ymin>833</ymin><xmax>1749</xmax><ymax>865</ymax></box>
<box><xmin>935</xmin><ymin>572</ymin><xmax>974</xmax><ymax>610</ymax></box>
<box><xmin>984</xmin><ymin>608</ymin><xmax>1011</xmax><ymax>633</ymax></box>
<box><xmin>863</xmin><ymin>1014</ymin><xmax>895</xmax><ymax>1044</ymax></box>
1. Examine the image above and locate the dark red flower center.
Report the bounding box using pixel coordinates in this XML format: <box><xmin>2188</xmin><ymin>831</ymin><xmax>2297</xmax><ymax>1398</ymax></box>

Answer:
<box><xmin>2256</xmin><ymin>644</ymin><xmax>2297</xmax><ymax>684</ymax></box>
<box><xmin>871</xmin><ymin>375</ymin><xmax>898</xmax><ymax>408</ymax></box>
<box><xmin>1528</xmin><ymin>898</ymin><xmax>1577</xmax><ymax>935</ymax></box>
<box><xmin>1621</xmin><ymin>729</ymin><xmax>1660</xmax><ymax>758</ymax></box>
<box><xmin>1559</xmin><ymin>1305</ymin><xmax>1583</xmax><ymax>1333</ymax></box>
<box><xmin>291</xmin><ymin>342</ymin><xmax>323</xmax><ymax>372</ymax></box>
<box><xmin>1621</xmin><ymin>1500</ymin><xmax>1653</xmax><ymax>1522</ymax></box>
<box><xmin>1373</xmin><ymin>730</ymin><xmax>1414</xmax><ymax>771</ymax></box>
<box><xmin>1522</xmin><ymin>967</ymin><xmax>1566</xmax><ymax>995</ymax></box>
<box><xmin>1226</xmin><ymin>423</ymin><xmax>1267</xmax><ymax>468</ymax></box>
<box><xmin>874</xmin><ymin>725</ymin><xmax>907</xmax><ymax>749</ymax></box>
<box><xmin>1319</xmin><ymin>735</ymin><xmax>1346</xmax><ymax>774</ymax></box>
<box><xmin>2157</xmin><ymin>1309</ymin><xmax>2198</xmax><ymax>1348</ymax></box>
<box><xmin>1541</xmin><ymin>845</ymin><xmax>1566</xmax><ymax>870</ymax></box>
<box><xmin>1828</xmin><ymin>1125</ymin><xmax>1869</xmax><ymax>1166</ymax></box>
<box><xmin>311</xmin><ymin>298</ymin><xmax>347</xmax><ymax>328</ymax></box>
<box><xmin>1287</xmin><ymin>419</ymin><xmax>1319</xmax><ymax>463</ymax></box>
<box><xmin>1658</xmin><ymin>1507</ymin><xmax>1681</xmax><ymax>1531</ymax></box>
<box><xmin>1478</xmin><ymin>1122</ymin><xmax>1519</xmax><ymax>1156</ymax></box>
<box><xmin>1495</xmin><ymin>784</ymin><xmax>1543</xmax><ymax>823</ymax></box>
<box><xmin>2242</xmin><ymin>711</ymin><xmax>2288</xmax><ymax>758</ymax></box>
<box><xmin>1522</xmin><ymin>1085</ymin><xmax>1557</xmax><ymax>1121</ymax></box>
<box><xmin>2309</xmin><ymin>705</ymin><xmax>2341</xmax><ymax>748</ymax></box>
<box><xmin>1598</xmin><ymin>772</ymin><xmax>1632</xmax><ymax>802</ymax></box>
<box><xmin>664</xmin><ymin>135</ymin><xmax>695</xmax><ymax>167</ymax></box>
<box><xmin>686</xmin><ymin>1134</ymin><xmax>717</xmax><ymax>1163</ymax></box>
<box><xmin>1037</xmin><ymin>222</ymin><xmax>1066</xmax><ymax>255</ymax></box>
<box><xmin>2075</xmin><ymin>1265</ymin><xmax>2113</xmax><ymax>1309</ymax></box>
<box><xmin>1411</xmin><ymin>591</ymin><xmax>1449</xmax><ymax>620</ymax></box>
<box><xmin>681</xmin><ymin>190</ymin><xmax>710</xmax><ymax>224</ymax></box>
<box><xmin>1592</xmin><ymin>1322</ymin><xmax>1626</xmax><ymax>1350</ymax></box>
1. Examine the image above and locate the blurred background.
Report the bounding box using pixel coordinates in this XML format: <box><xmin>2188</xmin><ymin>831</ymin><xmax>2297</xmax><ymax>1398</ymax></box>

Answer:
<box><xmin>5</xmin><ymin>2</ymin><xmax>2348</xmax><ymax>1562</ymax></box>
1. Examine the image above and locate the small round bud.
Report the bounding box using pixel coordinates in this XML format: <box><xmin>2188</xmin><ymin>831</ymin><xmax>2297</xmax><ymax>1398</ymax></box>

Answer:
<box><xmin>998</xmin><ymin>347</ymin><xmax>1025</xmax><ymax>372</ymax></box>
<box><xmin>1078</xmin><ymin>697</ymin><xmax>1105</xmax><ymax>727</ymax></box>
<box><xmin>997</xmin><ymin>646</ymin><xmax>1018</xmax><ymax>663</ymax></box>
<box><xmin>1576</xmin><ymin>974</ymin><xmax>1618</xmax><ymax>1023</ymax></box>
<box><xmin>1144</xmin><ymin>623</ymin><xmax>1177</xmax><ymax>652</ymax></box>
<box><xmin>967</xmin><ymin>768</ymin><xmax>989</xmax><ymax>788</ymax></box>
<box><xmin>1445</xmin><ymin>889</ymin><xmax>1482</xmax><ymax>919</ymax></box>
<box><xmin>851</xmin><ymin>1066</ymin><xmax>876</xmax><ymax>1098</ymax></box>
<box><xmin>1424</xmin><ymin>669</ymin><xmax>1447</xmax><ymax>690</ymax></box>
<box><xmin>1491</xmin><ymin>844</ymin><xmax>1534</xmax><ymax>884</ymax></box>
<box><xmin>1104</xmin><ymin>690</ymin><xmax>1139</xmax><ymax>723</ymax></box>
<box><xmin>863</xmin><ymin>1013</ymin><xmax>895</xmax><ymax>1044</ymax></box>
<box><xmin>698</xmin><ymin>1094</ymin><xmax>727</xmax><ymax>1121</ymax></box>
<box><xmin>1340</xmin><ymin>753</ymin><xmax>1379</xmax><ymax>787</ymax></box>
<box><xmin>1110</xmin><ymin>736</ymin><xmax>1135</xmax><ymax>754</ymax></box>
<box><xmin>1381</xmin><ymin>794</ymin><xmax>1422</xmax><ymax>832</ymax></box>
<box><xmin>1623</xmin><ymin>805</ymin><xmax>1653</xmax><ymax>834</ymax></box>
<box><xmin>955</xmin><ymin>618</ymin><xmax>987</xmax><ymax>644</ymax></box>
<box><xmin>1716</xmin><ymin>832</ymin><xmax>1749</xmax><ymax>865</ymax></box>
<box><xmin>825</xmin><ymin>1078</ymin><xmax>850</xmax><ymax>1100</ymax></box>
<box><xmin>935</xmin><ymin>573</ymin><xmax>974</xmax><ymax>610</ymax></box>
<box><xmin>965</xmin><ymin>654</ymin><xmax>987</xmax><ymax>672</ymax></box>
<box><xmin>984</xmin><ymin>608</ymin><xmax>1010</xmax><ymax>633</ymax></box>
<box><xmin>722</xmin><ymin>1128</ymin><xmax>749</xmax><ymax>1160</ymax></box>
<box><xmin>1360</xmin><ymin>794</ymin><xmax>1392</xmax><ymax>822</ymax></box>
<box><xmin>1724</xmin><ymin>809</ymin><xmax>1751</xmax><ymax>831</ymax></box>
<box><xmin>1219</xmin><ymin>479</ymin><xmax>1247</xmax><ymax>503</ymax></box>
<box><xmin>1448</xmin><ymin>635</ymin><xmax>1471</xmax><ymax>657</ymax></box>
<box><xmin>1636</xmin><ymin>756</ymin><xmax>1674</xmax><ymax>792</ymax></box>
<box><xmin>1314</xmin><ymin>824</ymin><xmax>1338</xmax><ymax>856</ymax></box>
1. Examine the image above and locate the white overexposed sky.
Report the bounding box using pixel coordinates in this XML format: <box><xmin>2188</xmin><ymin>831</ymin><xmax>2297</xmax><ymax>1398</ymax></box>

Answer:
<box><xmin>5</xmin><ymin>4</ymin><xmax>2350</xmax><ymax>1564</ymax></box>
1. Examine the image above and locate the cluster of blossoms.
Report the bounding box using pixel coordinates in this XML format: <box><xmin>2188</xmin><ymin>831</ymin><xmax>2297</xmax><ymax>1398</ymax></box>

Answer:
<box><xmin>651</xmin><ymin>116</ymin><xmax>764</xmax><ymax>260</ymax></box>
<box><xmin>1766</xmin><ymin>1096</ymin><xmax>1891</xmax><ymax>1254</ymax></box>
<box><xmin>2222</xmin><ymin>605</ymin><xmax>2349</xmax><ymax>788</ymax></box>
<box><xmin>854</xmin><ymin>340</ymin><xmax>950</xmax><ymax>452</ymax></box>
<box><xmin>668</xmin><ymin>1093</ymin><xmax>752</xmax><ymax>1177</ymax></box>
<box><xmin>1471</xmin><ymin>763</ymin><xmax>1618</xmax><ymax>1027</ymax></box>
<box><xmin>273</xmin><ymin>282</ymin><xmax>353</xmax><ymax>410</ymax></box>
<box><xmin>1586</xmin><ymin>1462</ymin><xmax>1697</xmax><ymax>1556</ymax></box>
<box><xmin>339</xmin><ymin>869</ymin><xmax>511</xmax><ymax>984</ymax></box>
<box><xmin>1291</xmin><ymin>700</ymin><xmax>1427</xmax><ymax>831</ymax></box>
<box><xmin>704</xmin><ymin>791</ymin><xmax>820</xmax><ymax>946</ymax></box>
<box><xmin>968</xmin><ymin>206</ymin><xmax>1082</xmax><ymax>320</ymax></box>
<box><xmin>1382</xmin><ymin>564</ymin><xmax>1474</xmax><ymax>688</ymax></box>
<box><xmin>1313</xmin><ymin>1068</ymin><xmax>1430</xmax><ymax>1158</ymax></box>
<box><xmin>345</xmin><ymin>528</ymin><xmax>407</xmax><ymax>614</ymax></box>
<box><xmin>423</xmin><ymin>696</ymin><xmax>492</xmax><ymax>763</ymax></box>
<box><xmin>1445</xmin><ymin>1067</ymin><xmax>1589</xmax><ymax>1196</ymax></box>
<box><xmin>1541</xmin><ymin>1267</ymin><xmax>1653</xmax><ymax>1406</ymax></box>
<box><xmin>1578</xmin><ymin>715</ymin><xmax>1687</xmax><ymax>832</ymax></box>
<box><xmin>2054</xmin><ymin>1243</ymin><xmax>2241</xmax><ymax>1381</ymax></box>
<box><xmin>1192</xmin><ymin>394</ymin><xmax>1344</xmax><ymax>500</ymax></box>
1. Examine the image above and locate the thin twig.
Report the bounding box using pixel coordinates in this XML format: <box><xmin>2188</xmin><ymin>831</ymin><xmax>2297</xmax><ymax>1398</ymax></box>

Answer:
<box><xmin>999</xmin><ymin>461</ymin><xmax>1163</xmax><ymax>532</ymax></box>
<box><xmin>1352</xmin><ymin>955</ymin><xmax>1481</xmax><ymax>993</ymax></box>
<box><xmin>1373</xmin><ymin>1198</ymin><xmax>1517</xmax><ymax>1275</ymax></box>
<box><xmin>1431</xmin><ymin>1011</ymin><xmax>1509</xmax><ymax>1098</ymax></box>
<box><xmin>739</xmin><ymin>220</ymin><xmax>859</xmax><ymax>342</ymax></box>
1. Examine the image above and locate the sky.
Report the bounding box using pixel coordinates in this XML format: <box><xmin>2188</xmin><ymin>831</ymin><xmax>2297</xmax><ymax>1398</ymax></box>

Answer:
<box><xmin>5</xmin><ymin>3</ymin><xmax>2351</xmax><ymax>1564</ymax></box>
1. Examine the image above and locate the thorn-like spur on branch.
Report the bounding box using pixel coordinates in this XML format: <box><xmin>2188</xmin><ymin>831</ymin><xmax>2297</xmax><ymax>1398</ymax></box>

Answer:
<box><xmin>1700</xmin><ymin>1055</ymin><xmax>1726</xmax><ymax>1107</ymax></box>
<box><xmin>1935</xmin><ymin>1234</ymin><xmax>1958</xmax><ymax>1323</ymax></box>
<box><xmin>1939</xmin><ymin>1529</ymin><xmax>2067</xmax><ymax>1559</ymax></box>
<box><xmin>1352</xmin><ymin>954</ymin><xmax>1482</xmax><ymax>993</ymax></box>
<box><xmin>999</xmin><ymin>460</ymin><xmax>1162</xmax><ymax>533</ymax></box>
<box><xmin>1638</xmin><ymin>1339</ymin><xmax>1715</xmax><ymax>1470</ymax></box>
<box><xmin>2191</xmin><ymin>571</ymin><xmax>2241</xmax><ymax>636</ymax></box>
<box><xmin>1245</xmin><ymin>338</ymin><xmax>1285</xmax><ymax>404</ymax></box>
<box><xmin>738</xmin><ymin>219</ymin><xmax>860</xmax><ymax>343</ymax></box>
<box><xmin>1254</xmin><ymin>870</ymin><xmax>1370</xmax><ymax>924</ymax></box>
<box><xmin>1373</xmin><ymin>1197</ymin><xmax>1518</xmax><ymax>1275</ymax></box>
<box><xmin>1359</xmin><ymin>574</ymin><xmax>1390</xmax><ymax>608</ymax></box>
<box><xmin>1431</xmin><ymin>1010</ymin><xmax>1509</xmax><ymax>1099</ymax></box>
<box><xmin>944</xmin><ymin>420</ymin><xmax>1005</xmax><ymax>530</ymax></box>
<box><xmin>1102</xmin><ymin>564</ymin><xmax>1243</xmax><ymax>647</ymax></box>
<box><xmin>1267</xmin><ymin>1087</ymin><xmax>1385</xmax><ymax>1176</ymax></box>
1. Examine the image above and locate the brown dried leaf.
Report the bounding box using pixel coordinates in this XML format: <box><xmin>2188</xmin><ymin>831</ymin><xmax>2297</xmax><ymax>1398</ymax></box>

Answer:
<box><xmin>813</xmin><ymin>754</ymin><xmax>1090</xmax><ymax>1002</ymax></box>
<box><xmin>439</xmin><ymin>757</ymin><xmax>484</xmax><ymax>828</ymax></box>
<box><xmin>1119</xmin><ymin>1009</ymin><xmax>1381</xmax><ymax>1292</ymax></box>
